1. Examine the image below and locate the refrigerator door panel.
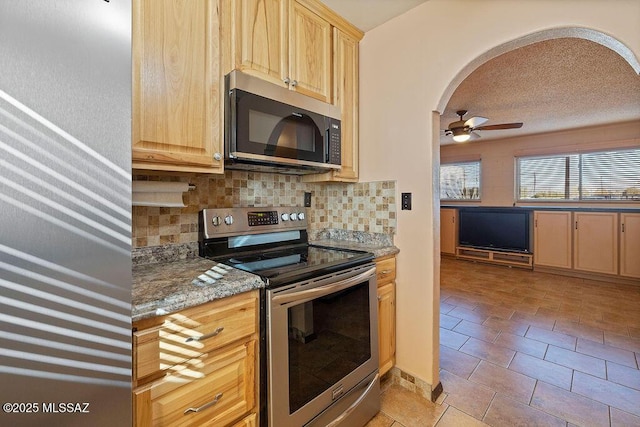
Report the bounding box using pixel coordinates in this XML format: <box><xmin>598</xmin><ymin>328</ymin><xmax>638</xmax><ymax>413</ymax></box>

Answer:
<box><xmin>0</xmin><ymin>1</ymin><xmax>132</xmax><ymax>426</ymax></box>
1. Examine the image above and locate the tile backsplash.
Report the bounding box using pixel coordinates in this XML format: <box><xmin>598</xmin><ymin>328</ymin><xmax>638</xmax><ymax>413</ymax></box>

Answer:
<box><xmin>132</xmin><ymin>171</ymin><xmax>396</xmax><ymax>248</ymax></box>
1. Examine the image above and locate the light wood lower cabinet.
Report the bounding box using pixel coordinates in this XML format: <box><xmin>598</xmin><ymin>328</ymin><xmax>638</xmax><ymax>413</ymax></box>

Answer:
<box><xmin>620</xmin><ymin>213</ymin><xmax>640</xmax><ymax>279</ymax></box>
<box><xmin>232</xmin><ymin>413</ymin><xmax>257</xmax><ymax>427</ymax></box>
<box><xmin>134</xmin><ymin>341</ymin><xmax>255</xmax><ymax>427</ymax></box>
<box><xmin>376</xmin><ymin>255</ymin><xmax>396</xmax><ymax>376</ymax></box>
<box><xmin>133</xmin><ymin>291</ymin><xmax>259</xmax><ymax>427</ymax></box>
<box><xmin>574</xmin><ymin>212</ymin><xmax>619</xmax><ymax>275</ymax></box>
<box><xmin>533</xmin><ymin>211</ymin><xmax>572</xmax><ymax>269</ymax></box>
<box><xmin>440</xmin><ymin>208</ymin><xmax>458</xmax><ymax>255</ymax></box>
<box><xmin>531</xmin><ymin>210</ymin><xmax>640</xmax><ymax>283</ymax></box>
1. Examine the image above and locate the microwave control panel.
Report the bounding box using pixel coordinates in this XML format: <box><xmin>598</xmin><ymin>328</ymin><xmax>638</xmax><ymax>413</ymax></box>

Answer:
<box><xmin>328</xmin><ymin>119</ymin><xmax>341</xmax><ymax>165</ymax></box>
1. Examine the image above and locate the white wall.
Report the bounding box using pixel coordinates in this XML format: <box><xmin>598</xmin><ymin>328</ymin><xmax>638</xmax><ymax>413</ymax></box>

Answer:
<box><xmin>358</xmin><ymin>0</ymin><xmax>640</xmax><ymax>388</ymax></box>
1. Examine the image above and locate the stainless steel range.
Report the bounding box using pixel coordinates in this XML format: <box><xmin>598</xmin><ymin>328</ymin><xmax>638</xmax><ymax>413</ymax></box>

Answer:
<box><xmin>199</xmin><ymin>207</ymin><xmax>380</xmax><ymax>427</ymax></box>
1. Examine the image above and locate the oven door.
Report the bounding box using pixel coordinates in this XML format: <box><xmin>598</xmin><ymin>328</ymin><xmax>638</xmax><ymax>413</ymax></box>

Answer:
<box><xmin>267</xmin><ymin>264</ymin><xmax>379</xmax><ymax>427</ymax></box>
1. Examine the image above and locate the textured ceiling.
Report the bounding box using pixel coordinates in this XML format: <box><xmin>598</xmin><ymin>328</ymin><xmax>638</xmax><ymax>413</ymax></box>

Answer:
<box><xmin>320</xmin><ymin>0</ymin><xmax>427</xmax><ymax>32</ymax></box>
<box><xmin>441</xmin><ymin>37</ymin><xmax>640</xmax><ymax>144</ymax></box>
<box><xmin>318</xmin><ymin>1</ymin><xmax>640</xmax><ymax>146</ymax></box>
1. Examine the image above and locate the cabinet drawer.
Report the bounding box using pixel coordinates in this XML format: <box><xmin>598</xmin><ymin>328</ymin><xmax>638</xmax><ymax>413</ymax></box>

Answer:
<box><xmin>134</xmin><ymin>291</ymin><xmax>258</xmax><ymax>381</ymax></box>
<box><xmin>134</xmin><ymin>340</ymin><xmax>256</xmax><ymax>427</ymax></box>
<box><xmin>376</xmin><ymin>257</ymin><xmax>396</xmax><ymax>286</ymax></box>
<box><xmin>231</xmin><ymin>413</ymin><xmax>256</xmax><ymax>427</ymax></box>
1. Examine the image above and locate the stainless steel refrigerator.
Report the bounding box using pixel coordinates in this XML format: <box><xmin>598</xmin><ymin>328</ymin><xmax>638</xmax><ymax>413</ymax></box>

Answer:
<box><xmin>0</xmin><ymin>1</ymin><xmax>132</xmax><ymax>425</ymax></box>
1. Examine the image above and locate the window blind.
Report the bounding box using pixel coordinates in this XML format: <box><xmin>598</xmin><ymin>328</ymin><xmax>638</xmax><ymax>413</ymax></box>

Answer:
<box><xmin>440</xmin><ymin>161</ymin><xmax>481</xmax><ymax>200</ymax></box>
<box><xmin>517</xmin><ymin>148</ymin><xmax>640</xmax><ymax>201</ymax></box>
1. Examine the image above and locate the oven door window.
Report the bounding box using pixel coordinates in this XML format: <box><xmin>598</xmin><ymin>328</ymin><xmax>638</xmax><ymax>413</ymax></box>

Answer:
<box><xmin>287</xmin><ymin>281</ymin><xmax>371</xmax><ymax>414</ymax></box>
<box><xmin>235</xmin><ymin>89</ymin><xmax>325</xmax><ymax>162</ymax></box>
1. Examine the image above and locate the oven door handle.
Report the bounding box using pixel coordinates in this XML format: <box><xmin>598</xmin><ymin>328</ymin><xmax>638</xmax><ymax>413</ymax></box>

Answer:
<box><xmin>271</xmin><ymin>266</ymin><xmax>376</xmax><ymax>306</ymax></box>
<box><xmin>325</xmin><ymin>373</ymin><xmax>380</xmax><ymax>427</ymax></box>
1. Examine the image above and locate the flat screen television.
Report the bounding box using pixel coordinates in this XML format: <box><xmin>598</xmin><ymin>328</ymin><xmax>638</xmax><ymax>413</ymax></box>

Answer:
<box><xmin>458</xmin><ymin>208</ymin><xmax>531</xmax><ymax>253</ymax></box>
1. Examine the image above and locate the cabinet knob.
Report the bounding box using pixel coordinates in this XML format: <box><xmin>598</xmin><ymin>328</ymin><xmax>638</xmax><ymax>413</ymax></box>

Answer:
<box><xmin>213</xmin><ymin>152</ymin><xmax>222</xmax><ymax>161</ymax></box>
<box><xmin>283</xmin><ymin>77</ymin><xmax>290</xmax><ymax>85</ymax></box>
<box><xmin>291</xmin><ymin>80</ymin><xmax>298</xmax><ymax>87</ymax></box>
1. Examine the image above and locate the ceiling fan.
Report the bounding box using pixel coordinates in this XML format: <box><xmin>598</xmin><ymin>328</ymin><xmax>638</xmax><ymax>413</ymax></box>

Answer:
<box><xmin>444</xmin><ymin>110</ymin><xmax>523</xmax><ymax>142</ymax></box>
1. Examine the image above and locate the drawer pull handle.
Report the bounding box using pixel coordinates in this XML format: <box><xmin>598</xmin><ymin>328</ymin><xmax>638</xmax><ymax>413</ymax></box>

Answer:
<box><xmin>184</xmin><ymin>392</ymin><xmax>223</xmax><ymax>414</ymax></box>
<box><xmin>381</xmin><ymin>270</ymin><xmax>392</xmax><ymax>274</ymax></box>
<box><xmin>185</xmin><ymin>327</ymin><xmax>224</xmax><ymax>343</ymax></box>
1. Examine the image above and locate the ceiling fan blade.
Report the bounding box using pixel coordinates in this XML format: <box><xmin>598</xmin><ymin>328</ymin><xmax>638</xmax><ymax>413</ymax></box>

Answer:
<box><xmin>469</xmin><ymin>131</ymin><xmax>481</xmax><ymax>140</ymax></box>
<box><xmin>474</xmin><ymin>122</ymin><xmax>523</xmax><ymax>131</ymax></box>
<box><xmin>464</xmin><ymin>116</ymin><xmax>488</xmax><ymax>128</ymax></box>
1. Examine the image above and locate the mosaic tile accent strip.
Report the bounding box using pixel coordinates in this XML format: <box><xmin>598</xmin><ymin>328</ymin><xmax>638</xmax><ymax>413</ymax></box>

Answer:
<box><xmin>132</xmin><ymin>171</ymin><xmax>396</xmax><ymax>248</ymax></box>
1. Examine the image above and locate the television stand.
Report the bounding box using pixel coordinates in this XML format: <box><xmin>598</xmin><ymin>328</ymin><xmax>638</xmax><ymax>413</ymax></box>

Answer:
<box><xmin>456</xmin><ymin>246</ymin><xmax>533</xmax><ymax>269</ymax></box>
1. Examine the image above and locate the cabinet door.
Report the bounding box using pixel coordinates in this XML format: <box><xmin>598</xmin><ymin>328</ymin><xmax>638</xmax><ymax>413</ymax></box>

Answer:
<box><xmin>134</xmin><ymin>340</ymin><xmax>256</xmax><ymax>427</ymax></box>
<box><xmin>533</xmin><ymin>211</ymin><xmax>572</xmax><ymax>269</ymax></box>
<box><xmin>132</xmin><ymin>0</ymin><xmax>223</xmax><ymax>172</ymax></box>
<box><xmin>574</xmin><ymin>212</ymin><xmax>618</xmax><ymax>275</ymax></box>
<box><xmin>440</xmin><ymin>208</ymin><xmax>458</xmax><ymax>255</ymax></box>
<box><xmin>620</xmin><ymin>213</ymin><xmax>640</xmax><ymax>279</ymax></box>
<box><xmin>232</xmin><ymin>0</ymin><xmax>288</xmax><ymax>87</ymax></box>
<box><xmin>232</xmin><ymin>413</ymin><xmax>257</xmax><ymax>427</ymax></box>
<box><xmin>378</xmin><ymin>282</ymin><xmax>395</xmax><ymax>376</ymax></box>
<box><xmin>332</xmin><ymin>28</ymin><xmax>358</xmax><ymax>181</ymax></box>
<box><xmin>289</xmin><ymin>1</ymin><xmax>332</xmax><ymax>102</ymax></box>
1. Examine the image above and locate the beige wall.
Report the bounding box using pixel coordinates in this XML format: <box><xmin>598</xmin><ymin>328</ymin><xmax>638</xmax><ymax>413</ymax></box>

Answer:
<box><xmin>358</xmin><ymin>0</ymin><xmax>640</xmax><ymax>390</ymax></box>
<box><xmin>441</xmin><ymin>120</ymin><xmax>640</xmax><ymax>208</ymax></box>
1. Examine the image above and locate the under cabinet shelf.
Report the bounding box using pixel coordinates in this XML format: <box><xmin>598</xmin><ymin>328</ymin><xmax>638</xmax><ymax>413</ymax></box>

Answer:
<box><xmin>456</xmin><ymin>246</ymin><xmax>533</xmax><ymax>269</ymax></box>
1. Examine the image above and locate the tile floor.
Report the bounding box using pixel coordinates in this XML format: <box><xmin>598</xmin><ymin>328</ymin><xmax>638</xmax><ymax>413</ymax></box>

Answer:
<box><xmin>366</xmin><ymin>258</ymin><xmax>640</xmax><ymax>427</ymax></box>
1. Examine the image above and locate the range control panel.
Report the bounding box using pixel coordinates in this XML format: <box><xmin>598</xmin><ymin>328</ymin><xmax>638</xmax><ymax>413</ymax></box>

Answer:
<box><xmin>201</xmin><ymin>207</ymin><xmax>307</xmax><ymax>238</ymax></box>
<box><xmin>247</xmin><ymin>211</ymin><xmax>279</xmax><ymax>226</ymax></box>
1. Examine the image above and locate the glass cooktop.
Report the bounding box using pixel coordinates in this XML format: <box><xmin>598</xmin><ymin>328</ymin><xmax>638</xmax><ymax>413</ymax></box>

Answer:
<box><xmin>215</xmin><ymin>244</ymin><xmax>373</xmax><ymax>287</ymax></box>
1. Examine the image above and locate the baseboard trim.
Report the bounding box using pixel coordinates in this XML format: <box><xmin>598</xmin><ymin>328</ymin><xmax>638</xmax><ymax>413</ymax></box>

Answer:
<box><xmin>534</xmin><ymin>265</ymin><xmax>640</xmax><ymax>286</ymax></box>
<box><xmin>386</xmin><ymin>367</ymin><xmax>443</xmax><ymax>402</ymax></box>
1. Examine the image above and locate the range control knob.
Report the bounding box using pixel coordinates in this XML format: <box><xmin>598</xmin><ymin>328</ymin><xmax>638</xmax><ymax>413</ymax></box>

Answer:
<box><xmin>224</xmin><ymin>215</ymin><xmax>234</xmax><ymax>225</ymax></box>
<box><xmin>298</xmin><ymin>212</ymin><xmax>305</xmax><ymax>220</ymax></box>
<box><xmin>211</xmin><ymin>216</ymin><xmax>221</xmax><ymax>226</ymax></box>
<box><xmin>290</xmin><ymin>212</ymin><xmax>298</xmax><ymax>221</ymax></box>
<box><xmin>281</xmin><ymin>213</ymin><xmax>290</xmax><ymax>221</ymax></box>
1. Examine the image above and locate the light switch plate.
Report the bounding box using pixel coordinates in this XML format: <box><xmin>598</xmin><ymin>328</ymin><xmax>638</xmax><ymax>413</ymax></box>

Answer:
<box><xmin>401</xmin><ymin>193</ymin><xmax>412</xmax><ymax>210</ymax></box>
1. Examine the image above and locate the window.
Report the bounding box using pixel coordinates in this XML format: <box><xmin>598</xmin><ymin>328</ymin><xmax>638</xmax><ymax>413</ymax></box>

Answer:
<box><xmin>517</xmin><ymin>148</ymin><xmax>640</xmax><ymax>201</ymax></box>
<box><xmin>440</xmin><ymin>161</ymin><xmax>480</xmax><ymax>200</ymax></box>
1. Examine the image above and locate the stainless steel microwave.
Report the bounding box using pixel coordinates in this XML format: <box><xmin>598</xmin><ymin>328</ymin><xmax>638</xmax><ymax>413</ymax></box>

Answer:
<box><xmin>224</xmin><ymin>70</ymin><xmax>341</xmax><ymax>174</ymax></box>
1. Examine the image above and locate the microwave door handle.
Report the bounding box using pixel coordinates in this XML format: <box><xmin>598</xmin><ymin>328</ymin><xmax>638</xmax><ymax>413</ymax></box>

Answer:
<box><xmin>271</xmin><ymin>267</ymin><xmax>376</xmax><ymax>306</ymax></box>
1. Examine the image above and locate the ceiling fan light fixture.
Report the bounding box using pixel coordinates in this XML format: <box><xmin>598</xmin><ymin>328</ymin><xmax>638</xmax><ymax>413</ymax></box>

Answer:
<box><xmin>451</xmin><ymin>128</ymin><xmax>470</xmax><ymax>142</ymax></box>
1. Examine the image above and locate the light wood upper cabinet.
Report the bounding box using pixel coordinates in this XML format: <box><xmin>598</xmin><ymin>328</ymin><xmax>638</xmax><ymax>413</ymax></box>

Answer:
<box><xmin>225</xmin><ymin>0</ymin><xmax>363</xmax><ymax>183</ymax></box>
<box><xmin>440</xmin><ymin>208</ymin><xmax>458</xmax><ymax>255</ymax></box>
<box><xmin>303</xmin><ymin>28</ymin><xmax>359</xmax><ymax>183</ymax></box>
<box><xmin>225</xmin><ymin>0</ymin><xmax>332</xmax><ymax>103</ymax></box>
<box><xmin>620</xmin><ymin>213</ymin><xmax>640</xmax><ymax>279</ymax></box>
<box><xmin>288</xmin><ymin>1</ymin><xmax>332</xmax><ymax>102</ymax></box>
<box><xmin>132</xmin><ymin>0</ymin><xmax>224</xmax><ymax>173</ymax></box>
<box><xmin>574</xmin><ymin>212</ymin><xmax>618</xmax><ymax>275</ymax></box>
<box><xmin>227</xmin><ymin>0</ymin><xmax>287</xmax><ymax>86</ymax></box>
<box><xmin>533</xmin><ymin>211</ymin><xmax>572</xmax><ymax>269</ymax></box>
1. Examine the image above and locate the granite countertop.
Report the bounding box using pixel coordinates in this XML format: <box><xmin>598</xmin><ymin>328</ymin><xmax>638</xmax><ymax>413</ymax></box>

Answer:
<box><xmin>132</xmin><ymin>256</ymin><xmax>264</xmax><ymax>323</ymax></box>
<box><xmin>310</xmin><ymin>239</ymin><xmax>399</xmax><ymax>259</ymax></box>
<box><xmin>131</xmin><ymin>233</ymin><xmax>399</xmax><ymax>323</ymax></box>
